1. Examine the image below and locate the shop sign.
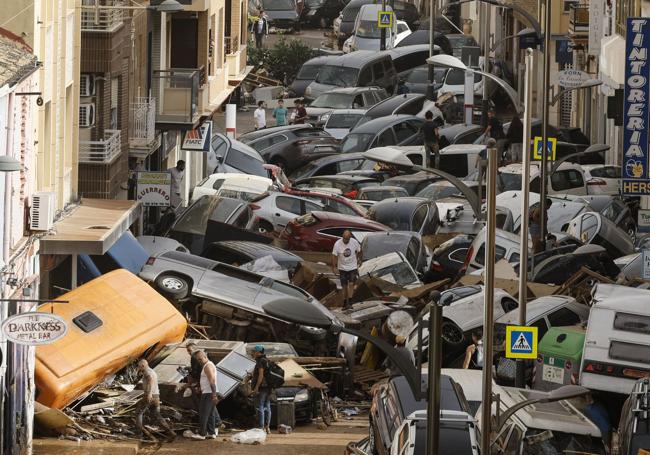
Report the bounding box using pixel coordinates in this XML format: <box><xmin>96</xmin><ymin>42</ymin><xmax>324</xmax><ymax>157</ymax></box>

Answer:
<box><xmin>136</xmin><ymin>171</ymin><xmax>172</xmax><ymax>207</ymax></box>
<box><xmin>1</xmin><ymin>312</ymin><xmax>68</xmax><ymax>346</ymax></box>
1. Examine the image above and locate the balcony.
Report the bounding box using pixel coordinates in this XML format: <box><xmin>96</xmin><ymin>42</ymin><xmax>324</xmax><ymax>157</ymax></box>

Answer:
<box><xmin>569</xmin><ymin>4</ymin><xmax>589</xmax><ymax>39</ymax></box>
<box><xmin>79</xmin><ymin>130</ymin><xmax>121</xmax><ymax>164</ymax></box>
<box><xmin>153</xmin><ymin>68</ymin><xmax>205</xmax><ymax>128</ymax></box>
<box><xmin>226</xmin><ymin>36</ymin><xmax>240</xmax><ymax>55</ymax></box>
<box><xmin>81</xmin><ymin>1</ymin><xmax>125</xmax><ymax>32</ymax></box>
<box><xmin>130</xmin><ymin>98</ymin><xmax>157</xmax><ymax>147</ymax></box>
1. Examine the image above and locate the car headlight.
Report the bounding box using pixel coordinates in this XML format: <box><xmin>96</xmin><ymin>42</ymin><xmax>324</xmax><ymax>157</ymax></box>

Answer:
<box><xmin>305</xmin><ymin>86</ymin><xmax>312</xmax><ymax>96</ymax></box>
<box><xmin>319</xmin><ymin>113</ymin><xmax>331</xmax><ymax>124</ymax></box>
<box><xmin>294</xmin><ymin>389</ymin><xmax>310</xmax><ymax>402</ymax></box>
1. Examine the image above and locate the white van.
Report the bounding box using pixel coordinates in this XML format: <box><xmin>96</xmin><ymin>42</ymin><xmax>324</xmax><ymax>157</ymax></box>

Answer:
<box><xmin>349</xmin><ymin>4</ymin><xmax>396</xmax><ymax>52</ymax></box>
<box><xmin>498</xmin><ymin>162</ymin><xmax>589</xmax><ymax>196</ymax></box>
<box><xmin>190</xmin><ymin>173</ymin><xmax>273</xmax><ymax>203</ymax></box>
<box><xmin>580</xmin><ymin>283</ymin><xmax>650</xmax><ymax>394</ymax></box>
<box><xmin>464</xmin><ymin>226</ymin><xmax>528</xmax><ymax>273</ymax></box>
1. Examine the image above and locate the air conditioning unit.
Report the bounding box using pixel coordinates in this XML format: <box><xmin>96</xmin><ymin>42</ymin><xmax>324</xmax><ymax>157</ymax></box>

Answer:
<box><xmin>80</xmin><ymin>74</ymin><xmax>95</xmax><ymax>97</ymax></box>
<box><xmin>79</xmin><ymin>103</ymin><xmax>95</xmax><ymax>128</ymax></box>
<box><xmin>30</xmin><ymin>192</ymin><xmax>56</xmax><ymax>231</ymax></box>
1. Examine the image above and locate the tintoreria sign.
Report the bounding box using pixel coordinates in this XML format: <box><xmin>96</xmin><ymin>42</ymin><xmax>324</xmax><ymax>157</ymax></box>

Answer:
<box><xmin>1</xmin><ymin>312</ymin><xmax>68</xmax><ymax>346</ymax></box>
<box><xmin>623</xmin><ymin>18</ymin><xmax>650</xmax><ymax>195</ymax></box>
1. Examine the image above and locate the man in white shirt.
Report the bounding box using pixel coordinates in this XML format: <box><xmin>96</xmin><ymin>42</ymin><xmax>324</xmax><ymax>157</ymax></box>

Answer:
<box><xmin>331</xmin><ymin>230</ymin><xmax>362</xmax><ymax>309</ymax></box>
<box><xmin>136</xmin><ymin>359</ymin><xmax>175</xmax><ymax>441</ymax></box>
<box><xmin>169</xmin><ymin>160</ymin><xmax>185</xmax><ymax>209</ymax></box>
<box><xmin>254</xmin><ymin>101</ymin><xmax>266</xmax><ymax>130</ymax></box>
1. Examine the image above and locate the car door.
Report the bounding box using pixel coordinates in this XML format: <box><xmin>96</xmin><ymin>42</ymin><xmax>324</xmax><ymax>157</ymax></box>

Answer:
<box><xmin>393</xmin><ymin>120</ymin><xmax>420</xmax><ymax>146</ymax></box>
<box><xmin>376</xmin><ymin>128</ymin><xmax>397</xmax><ymax>147</ymax></box>
<box><xmin>273</xmin><ymin>195</ymin><xmax>305</xmax><ymax>228</ymax></box>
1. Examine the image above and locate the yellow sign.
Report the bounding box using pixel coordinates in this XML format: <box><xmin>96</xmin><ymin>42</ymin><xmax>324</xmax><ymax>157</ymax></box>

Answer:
<box><xmin>378</xmin><ymin>11</ymin><xmax>393</xmax><ymax>28</ymax></box>
<box><xmin>532</xmin><ymin>136</ymin><xmax>557</xmax><ymax>161</ymax></box>
<box><xmin>505</xmin><ymin>325</ymin><xmax>538</xmax><ymax>359</ymax></box>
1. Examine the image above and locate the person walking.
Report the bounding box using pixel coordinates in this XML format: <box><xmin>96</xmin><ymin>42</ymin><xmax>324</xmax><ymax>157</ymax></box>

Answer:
<box><xmin>169</xmin><ymin>160</ymin><xmax>185</xmax><ymax>210</ymax></box>
<box><xmin>135</xmin><ymin>359</ymin><xmax>175</xmax><ymax>441</ymax></box>
<box><xmin>506</xmin><ymin>114</ymin><xmax>524</xmax><ymax>163</ymax></box>
<box><xmin>272</xmin><ymin>99</ymin><xmax>288</xmax><ymax>126</ymax></box>
<box><xmin>251</xmin><ymin>10</ymin><xmax>269</xmax><ymax>48</ymax></box>
<box><xmin>396</xmin><ymin>80</ymin><xmax>410</xmax><ymax>95</ymax></box>
<box><xmin>191</xmin><ymin>351</ymin><xmax>221</xmax><ymax>440</ymax></box>
<box><xmin>462</xmin><ymin>330</ymin><xmax>484</xmax><ymax>370</ymax></box>
<box><xmin>484</xmin><ymin>108</ymin><xmax>507</xmax><ymax>159</ymax></box>
<box><xmin>251</xmin><ymin>345</ymin><xmax>272</xmax><ymax>434</ymax></box>
<box><xmin>420</xmin><ymin>111</ymin><xmax>440</xmax><ymax>168</ymax></box>
<box><xmin>331</xmin><ymin>229</ymin><xmax>362</xmax><ymax>309</ymax></box>
<box><xmin>293</xmin><ymin>99</ymin><xmax>308</xmax><ymax>124</ymax></box>
<box><xmin>254</xmin><ymin>101</ymin><xmax>267</xmax><ymax>130</ymax></box>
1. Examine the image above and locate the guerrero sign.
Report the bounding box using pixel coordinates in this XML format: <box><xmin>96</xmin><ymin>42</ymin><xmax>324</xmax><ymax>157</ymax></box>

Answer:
<box><xmin>136</xmin><ymin>171</ymin><xmax>172</xmax><ymax>207</ymax></box>
<box><xmin>2</xmin><ymin>312</ymin><xmax>68</xmax><ymax>346</ymax></box>
<box><xmin>622</xmin><ymin>18</ymin><xmax>650</xmax><ymax>196</ymax></box>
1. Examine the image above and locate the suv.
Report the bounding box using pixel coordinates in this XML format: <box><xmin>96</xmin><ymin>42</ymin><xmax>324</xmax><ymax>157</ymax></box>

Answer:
<box><xmin>618</xmin><ymin>378</ymin><xmax>650</xmax><ymax>455</ymax></box>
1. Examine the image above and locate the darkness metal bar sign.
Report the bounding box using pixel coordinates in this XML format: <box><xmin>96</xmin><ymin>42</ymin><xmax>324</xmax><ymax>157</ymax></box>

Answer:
<box><xmin>623</xmin><ymin>18</ymin><xmax>650</xmax><ymax>196</ymax></box>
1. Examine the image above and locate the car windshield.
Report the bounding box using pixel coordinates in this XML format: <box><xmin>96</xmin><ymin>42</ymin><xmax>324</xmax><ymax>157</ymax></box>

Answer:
<box><xmin>289</xmin><ymin>161</ymin><xmax>320</xmax><ymax>180</ymax></box>
<box><xmin>416</xmin><ymin>184</ymin><xmax>461</xmax><ymax>199</ymax></box>
<box><xmin>445</xmin><ymin>68</ymin><xmax>482</xmax><ymax>85</ymax></box>
<box><xmin>311</xmin><ymin>93</ymin><xmax>355</xmax><ymax>109</ymax></box>
<box><xmin>173</xmin><ymin>197</ymin><xmax>241</xmax><ymax>234</ymax></box>
<box><xmin>406</xmin><ymin>68</ymin><xmax>428</xmax><ymax>84</ymax></box>
<box><xmin>342</xmin><ymin>6</ymin><xmax>360</xmax><ymax>21</ymax></box>
<box><xmin>498</xmin><ymin>172</ymin><xmax>523</xmax><ymax>191</ymax></box>
<box><xmin>357</xmin><ymin>20</ymin><xmax>381</xmax><ymax>38</ymax></box>
<box><xmin>367</xmin><ymin>261</ymin><xmax>418</xmax><ymax>286</ymax></box>
<box><xmin>361</xmin><ymin>189</ymin><xmax>406</xmax><ymax>201</ymax></box>
<box><xmin>315</xmin><ymin>65</ymin><xmax>359</xmax><ymax>87</ymax></box>
<box><xmin>367</xmin><ymin>206</ymin><xmax>411</xmax><ymax>230</ymax></box>
<box><xmin>327</xmin><ymin>113</ymin><xmax>364</xmax><ymax>128</ymax></box>
<box><xmin>262</xmin><ymin>0</ymin><xmax>295</xmax><ymax>10</ymax></box>
<box><xmin>225</xmin><ymin>147</ymin><xmax>267</xmax><ymax>176</ymax></box>
<box><xmin>449</xmin><ymin>36</ymin><xmax>477</xmax><ymax>48</ymax></box>
<box><xmin>296</xmin><ymin>64</ymin><xmax>320</xmax><ymax>80</ymax></box>
<box><xmin>341</xmin><ymin>133</ymin><xmax>374</xmax><ymax>153</ymax></box>
<box><xmin>218</xmin><ymin>189</ymin><xmax>261</xmax><ymax>202</ymax></box>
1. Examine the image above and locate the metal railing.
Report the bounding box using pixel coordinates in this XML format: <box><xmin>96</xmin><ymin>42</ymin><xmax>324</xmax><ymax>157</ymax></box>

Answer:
<box><xmin>226</xmin><ymin>36</ymin><xmax>240</xmax><ymax>55</ymax></box>
<box><xmin>79</xmin><ymin>130</ymin><xmax>121</xmax><ymax>164</ymax></box>
<box><xmin>569</xmin><ymin>4</ymin><xmax>589</xmax><ymax>36</ymax></box>
<box><xmin>129</xmin><ymin>97</ymin><xmax>156</xmax><ymax>147</ymax></box>
<box><xmin>153</xmin><ymin>68</ymin><xmax>201</xmax><ymax>124</ymax></box>
<box><xmin>81</xmin><ymin>1</ymin><xmax>125</xmax><ymax>32</ymax></box>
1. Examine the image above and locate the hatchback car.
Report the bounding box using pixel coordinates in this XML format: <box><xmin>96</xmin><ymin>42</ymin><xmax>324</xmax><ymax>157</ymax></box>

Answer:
<box><xmin>582</xmin><ymin>164</ymin><xmax>621</xmax><ymax>195</ymax></box>
<box><xmin>201</xmin><ymin>241</ymin><xmax>302</xmax><ymax>273</ymax></box>
<box><xmin>403</xmin><ymin>65</ymin><xmax>447</xmax><ymax>94</ymax></box>
<box><xmin>241</xmin><ymin>126</ymin><xmax>339</xmax><ymax>173</ymax></box>
<box><xmin>207</xmin><ymin>133</ymin><xmax>268</xmax><ymax>177</ymax></box>
<box><xmin>279</xmin><ymin>210</ymin><xmax>390</xmax><ymax>251</ymax></box>
<box><xmin>323</xmin><ymin>109</ymin><xmax>366</xmax><ymax>139</ymax></box>
<box><xmin>305</xmin><ymin>86</ymin><xmax>387</xmax><ymax>124</ymax></box>
<box><xmin>367</xmin><ymin>197</ymin><xmax>439</xmax><ymax>235</ymax></box>
<box><xmin>361</xmin><ymin>230</ymin><xmax>428</xmax><ymax>274</ymax></box>
<box><xmin>251</xmin><ymin>192</ymin><xmax>338</xmax><ymax>233</ymax></box>
<box><xmin>340</xmin><ymin>115</ymin><xmax>424</xmax><ymax>153</ymax></box>
<box><xmin>427</xmin><ymin>234</ymin><xmax>473</xmax><ymax>282</ymax></box>
<box><xmin>289</xmin><ymin>56</ymin><xmax>330</xmax><ymax>97</ymax></box>
<box><xmin>294</xmin><ymin>175</ymin><xmax>380</xmax><ymax>199</ymax></box>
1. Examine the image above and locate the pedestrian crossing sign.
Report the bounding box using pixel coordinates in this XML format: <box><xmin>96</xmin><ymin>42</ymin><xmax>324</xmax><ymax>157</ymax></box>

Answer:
<box><xmin>505</xmin><ymin>325</ymin><xmax>538</xmax><ymax>359</ymax></box>
<box><xmin>378</xmin><ymin>11</ymin><xmax>393</xmax><ymax>28</ymax></box>
<box><xmin>532</xmin><ymin>136</ymin><xmax>557</xmax><ymax>161</ymax></box>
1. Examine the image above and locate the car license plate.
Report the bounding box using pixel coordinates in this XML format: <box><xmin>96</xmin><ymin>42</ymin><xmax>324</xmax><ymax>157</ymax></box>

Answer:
<box><xmin>542</xmin><ymin>364</ymin><xmax>565</xmax><ymax>384</ymax></box>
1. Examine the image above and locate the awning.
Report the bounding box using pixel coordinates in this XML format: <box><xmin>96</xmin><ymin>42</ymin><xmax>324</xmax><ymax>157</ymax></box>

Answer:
<box><xmin>39</xmin><ymin>199</ymin><xmax>142</xmax><ymax>256</ymax></box>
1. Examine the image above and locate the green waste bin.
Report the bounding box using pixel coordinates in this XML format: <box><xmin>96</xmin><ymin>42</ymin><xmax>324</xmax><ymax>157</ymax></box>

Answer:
<box><xmin>533</xmin><ymin>326</ymin><xmax>586</xmax><ymax>392</ymax></box>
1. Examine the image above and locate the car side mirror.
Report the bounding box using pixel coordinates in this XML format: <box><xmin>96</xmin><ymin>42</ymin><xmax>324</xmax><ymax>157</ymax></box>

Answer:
<box><xmin>215</xmin><ymin>155</ymin><xmax>223</xmax><ymax>163</ymax></box>
<box><xmin>440</xmin><ymin>293</ymin><xmax>453</xmax><ymax>306</ymax></box>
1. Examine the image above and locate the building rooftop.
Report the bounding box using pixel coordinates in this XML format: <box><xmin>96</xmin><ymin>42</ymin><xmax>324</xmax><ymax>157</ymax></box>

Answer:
<box><xmin>0</xmin><ymin>28</ymin><xmax>38</xmax><ymax>88</ymax></box>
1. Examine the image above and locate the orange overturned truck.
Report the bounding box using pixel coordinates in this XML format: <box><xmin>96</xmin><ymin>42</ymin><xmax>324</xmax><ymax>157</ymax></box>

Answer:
<box><xmin>35</xmin><ymin>269</ymin><xmax>187</xmax><ymax>409</ymax></box>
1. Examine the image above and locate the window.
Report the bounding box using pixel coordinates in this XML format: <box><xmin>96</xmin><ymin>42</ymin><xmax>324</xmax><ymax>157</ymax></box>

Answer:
<box><xmin>212</xmin><ymin>135</ymin><xmax>228</xmax><ymax>157</ymax></box>
<box><xmin>449</xmin><ymin>248</ymin><xmax>468</xmax><ymax>263</ymax></box>
<box><xmin>251</xmin><ymin>137</ymin><xmax>273</xmax><ymax>151</ymax></box>
<box><xmin>296</xmin><ymin>65</ymin><xmax>320</xmax><ymax>80</ymax></box>
<box><xmin>614</xmin><ymin>312</ymin><xmax>650</xmax><ymax>335</ymax></box>
<box><xmin>225</xmin><ymin>147</ymin><xmax>266</xmax><ymax>176</ymax></box>
<box><xmin>551</xmin><ymin>169</ymin><xmax>584</xmax><ymax>191</ymax></box>
<box><xmin>547</xmin><ymin>307</ymin><xmax>581</xmax><ymax>327</ymax></box>
<box><xmin>602</xmin><ymin>201</ymin><xmax>625</xmax><ymax>223</ymax></box>
<box><xmin>323</xmin><ymin>199</ymin><xmax>357</xmax><ymax>216</ymax></box>
<box><xmin>373</xmin><ymin>62</ymin><xmax>385</xmax><ymax>80</ymax></box>
<box><xmin>338</xmin><ymin>159</ymin><xmax>364</xmax><ymax>172</ymax></box>
<box><xmin>411</xmin><ymin>205</ymin><xmax>428</xmax><ymax>232</ymax></box>
<box><xmin>616</xmin><ymin>0</ymin><xmax>640</xmax><ymax>35</ymax></box>
<box><xmin>610</xmin><ymin>341</ymin><xmax>650</xmax><ymax>364</ymax></box>
<box><xmin>458</xmin><ymin>130</ymin><xmax>482</xmax><ymax>144</ymax></box>
<box><xmin>319</xmin><ymin>227</ymin><xmax>346</xmax><ymax>237</ymax></box>
<box><xmin>212</xmin><ymin>178</ymin><xmax>225</xmax><ymax>190</ymax></box>
<box><xmin>352</xmin><ymin>95</ymin><xmax>364</xmax><ymax>109</ymax></box>
<box><xmin>315</xmin><ymin>163</ymin><xmax>338</xmax><ymax>175</ymax></box>
<box><xmin>397</xmin><ymin>22</ymin><xmax>408</xmax><ymax>33</ymax></box>
<box><xmin>563</xmin><ymin>0</ymin><xmax>579</xmax><ymax>12</ymax></box>
<box><xmin>303</xmin><ymin>200</ymin><xmax>321</xmax><ymax>213</ymax></box>
<box><xmin>406</xmin><ymin>239</ymin><xmax>419</xmax><ymax>266</ymax></box>
<box><xmin>358</xmin><ymin>67</ymin><xmax>372</xmax><ymax>86</ymax></box>
<box><xmin>578</xmin><ymin>214</ymin><xmax>599</xmax><ymax>243</ymax></box>
<box><xmin>276</xmin><ymin>196</ymin><xmax>302</xmax><ymax>215</ymax></box>
<box><xmin>590</xmin><ymin>166</ymin><xmax>620</xmax><ymax>178</ymax></box>
<box><xmin>407</xmin><ymin>152</ymin><xmax>423</xmax><ymax>166</ymax></box>
<box><xmin>393</xmin><ymin>121</ymin><xmax>418</xmax><ymax>142</ymax></box>
<box><xmin>396</xmin><ymin>423</ymin><xmax>410</xmax><ymax>455</ymax></box>
<box><xmin>362</xmin><ymin>92</ymin><xmax>376</xmax><ymax>107</ymax></box>
<box><xmin>532</xmin><ymin>317</ymin><xmax>549</xmax><ymax>339</ymax></box>
<box><xmin>377</xmin><ymin>129</ymin><xmax>396</xmax><ymax>146</ymax></box>
<box><xmin>474</xmin><ymin>244</ymin><xmax>506</xmax><ymax>266</ymax></box>
<box><xmin>396</xmin><ymin>98</ymin><xmax>425</xmax><ymax>116</ymax></box>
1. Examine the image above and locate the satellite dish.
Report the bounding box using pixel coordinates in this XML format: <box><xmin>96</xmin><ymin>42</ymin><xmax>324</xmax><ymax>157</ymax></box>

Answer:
<box><xmin>386</xmin><ymin>310</ymin><xmax>414</xmax><ymax>338</ymax></box>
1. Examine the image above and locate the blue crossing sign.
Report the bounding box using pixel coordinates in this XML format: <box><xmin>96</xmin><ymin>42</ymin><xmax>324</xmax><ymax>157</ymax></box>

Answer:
<box><xmin>505</xmin><ymin>325</ymin><xmax>538</xmax><ymax>359</ymax></box>
<box><xmin>532</xmin><ymin>136</ymin><xmax>557</xmax><ymax>161</ymax></box>
<box><xmin>378</xmin><ymin>11</ymin><xmax>393</xmax><ymax>28</ymax></box>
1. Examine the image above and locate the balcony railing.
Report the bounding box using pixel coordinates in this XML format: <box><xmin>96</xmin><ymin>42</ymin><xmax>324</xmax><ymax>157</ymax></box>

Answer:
<box><xmin>129</xmin><ymin>97</ymin><xmax>156</xmax><ymax>147</ymax></box>
<box><xmin>153</xmin><ymin>68</ymin><xmax>202</xmax><ymax>125</ymax></box>
<box><xmin>81</xmin><ymin>1</ymin><xmax>125</xmax><ymax>32</ymax></box>
<box><xmin>569</xmin><ymin>4</ymin><xmax>589</xmax><ymax>37</ymax></box>
<box><xmin>79</xmin><ymin>130</ymin><xmax>121</xmax><ymax>164</ymax></box>
<box><xmin>226</xmin><ymin>36</ymin><xmax>240</xmax><ymax>55</ymax></box>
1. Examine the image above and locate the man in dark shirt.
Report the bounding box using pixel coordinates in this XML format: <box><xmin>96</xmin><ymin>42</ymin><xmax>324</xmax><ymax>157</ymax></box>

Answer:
<box><xmin>419</xmin><ymin>111</ymin><xmax>440</xmax><ymax>168</ymax></box>
<box><xmin>485</xmin><ymin>109</ymin><xmax>507</xmax><ymax>159</ymax></box>
<box><xmin>250</xmin><ymin>345</ymin><xmax>272</xmax><ymax>433</ymax></box>
<box><xmin>293</xmin><ymin>99</ymin><xmax>308</xmax><ymax>124</ymax></box>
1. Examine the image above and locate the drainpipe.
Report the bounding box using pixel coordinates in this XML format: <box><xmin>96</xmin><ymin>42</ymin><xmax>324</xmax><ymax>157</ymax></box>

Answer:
<box><xmin>4</xmin><ymin>92</ymin><xmax>15</xmax><ymax>263</ymax></box>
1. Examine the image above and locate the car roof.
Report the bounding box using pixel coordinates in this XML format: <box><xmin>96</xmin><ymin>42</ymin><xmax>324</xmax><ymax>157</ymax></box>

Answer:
<box><xmin>320</xmin><ymin>86</ymin><xmax>381</xmax><ymax>95</ymax></box>
<box><xmin>385</xmin><ymin>44</ymin><xmax>432</xmax><ymax>58</ymax></box>
<box><xmin>303</xmin><ymin>55</ymin><xmax>332</xmax><ymax>66</ymax></box>
<box><xmin>311</xmin><ymin>210</ymin><xmax>389</xmax><ymax>227</ymax></box>
<box><xmin>360</xmin><ymin>185</ymin><xmax>405</xmax><ymax>192</ymax></box>
<box><xmin>440</xmin><ymin>144</ymin><xmax>486</xmax><ymax>154</ymax></box>
<box><xmin>391</xmin><ymin>374</ymin><xmax>463</xmax><ymax>417</ymax></box>
<box><xmin>238</xmin><ymin>124</ymin><xmax>313</xmax><ymax>142</ymax></box>
<box><xmin>327</xmin><ymin>108</ymin><xmax>367</xmax><ymax>115</ymax></box>
<box><xmin>321</xmin><ymin>50</ymin><xmax>386</xmax><ymax>68</ymax></box>
<box><xmin>350</xmin><ymin>114</ymin><xmax>421</xmax><ymax>133</ymax></box>
<box><xmin>496</xmin><ymin>296</ymin><xmax>577</xmax><ymax>325</ymax></box>
<box><xmin>212</xmin><ymin>240</ymin><xmax>301</xmax><ymax>260</ymax></box>
<box><xmin>364</xmin><ymin>93</ymin><xmax>425</xmax><ymax>117</ymax></box>
<box><xmin>438</xmin><ymin>123</ymin><xmax>483</xmax><ymax>139</ymax></box>
<box><xmin>385</xmin><ymin>171</ymin><xmax>437</xmax><ymax>183</ymax></box>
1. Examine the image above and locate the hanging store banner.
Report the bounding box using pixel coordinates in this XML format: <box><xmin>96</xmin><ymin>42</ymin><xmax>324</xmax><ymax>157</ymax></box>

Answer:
<box><xmin>622</xmin><ymin>18</ymin><xmax>650</xmax><ymax>196</ymax></box>
<box><xmin>2</xmin><ymin>312</ymin><xmax>68</xmax><ymax>346</ymax></box>
<box><xmin>181</xmin><ymin>121</ymin><xmax>212</xmax><ymax>152</ymax></box>
<box><xmin>136</xmin><ymin>171</ymin><xmax>172</xmax><ymax>207</ymax></box>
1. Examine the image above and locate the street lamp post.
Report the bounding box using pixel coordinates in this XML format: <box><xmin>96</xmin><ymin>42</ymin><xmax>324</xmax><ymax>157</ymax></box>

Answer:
<box><xmin>539</xmin><ymin>0</ymin><xmax>552</xmax><ymax>243</ymax></box>
<box><xmin>426</xmin><ymin>0</ymin><xmax>437</xmax><ymax>101</ymax></box>
<box><xmin>426</xmin><ymin>296</ymin><xmax>443</xmax><ymax>455</ymax></box>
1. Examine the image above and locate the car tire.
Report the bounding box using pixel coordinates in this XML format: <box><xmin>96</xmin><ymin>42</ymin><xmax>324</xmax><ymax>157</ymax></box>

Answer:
<box><xmin>441</xmin><ymin>320</ymin><xmax>465</xmax><ymax>345</ymax></box>
<box><xmin>155</xmin><ymin>274</ymin><xmax>189</xmax><ymax>300</ymax></box>
<box><xmin>627</xmin><ymin>224</ymin><xmax>637</xmax><ymax>242</ymax></box>
<box><xmin>258</xmin><ymin>219</ymin><xmax>275</xmax><ymax>234</ymax></box>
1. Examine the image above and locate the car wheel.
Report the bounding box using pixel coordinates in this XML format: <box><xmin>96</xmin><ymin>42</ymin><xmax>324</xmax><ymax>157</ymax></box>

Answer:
<box><xmin>155</xmin><ymin>274</ymin><xmax>189</xmax><ymax>300</ymax></box>
<box><xmin>258</xmin><ymin>219</ymin><xmax>275</xmax><ymax>234</ymax></box>
<box><xmin>627</xmin><ymin>224</ymin><xmax>637</xmax><ymax>242</ymax></box>
<box><xmin>441</xmin><ymin>320</ymin><xmax>465</xmax><ymax>345</ymax></box>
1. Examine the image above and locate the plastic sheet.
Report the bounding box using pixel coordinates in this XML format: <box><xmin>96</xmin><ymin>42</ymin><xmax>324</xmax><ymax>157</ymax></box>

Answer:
<box><xmin>230</xmin><ymin>428</ymin><xmax>267</xmax><ymax>444</ymax></box>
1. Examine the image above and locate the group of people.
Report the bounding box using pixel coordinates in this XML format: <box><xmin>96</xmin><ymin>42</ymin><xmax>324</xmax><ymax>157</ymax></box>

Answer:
<box><xmin>134</xmin><ymin>342</ymin><xmax>276</xmax><ymax>441</ymax></box>
<box><xmin>254</xmin><ymin>98</ymin><xmax>308</xmax><ymax>130</ymax></box>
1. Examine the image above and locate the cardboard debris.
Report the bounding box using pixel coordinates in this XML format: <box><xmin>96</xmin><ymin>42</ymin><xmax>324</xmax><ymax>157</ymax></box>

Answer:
<box><xmin>278</xmin><ymin>359</ymin><xmax>327</xmax><ymax>389</ymax></box>
<box><xmin>34</xmin><ymin>402</ymin><xmax>74</xmax><ymax>433</ymax></box>
<box><xmin>553</xmin><ymin>266</ymin><xmax>615</xmax><ymax>306</ymax></box>
<box><xmin>455</xmin><ymin>274</ymin><xmax>559</xmax><ymax>299</ymax></box>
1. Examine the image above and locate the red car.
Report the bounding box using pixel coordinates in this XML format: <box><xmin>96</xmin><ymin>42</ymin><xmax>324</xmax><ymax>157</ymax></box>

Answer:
<box><xmin>284</xmin><ymin>187</ymin><xmax>367</xmax><ymax>217</ymax></box>
<box><xmin>280</xmin><ymin>211</ymin><xmax>390</xmax><ymax>252</ymax></box>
